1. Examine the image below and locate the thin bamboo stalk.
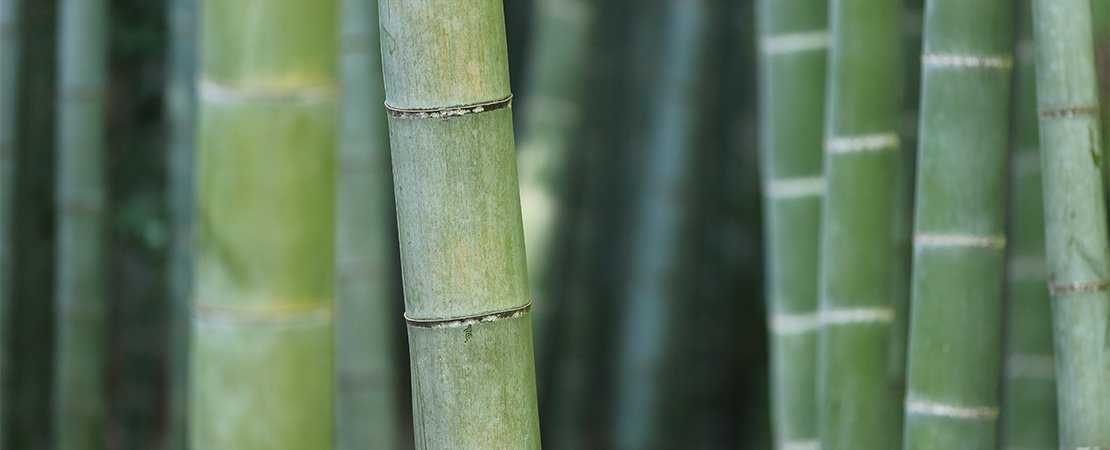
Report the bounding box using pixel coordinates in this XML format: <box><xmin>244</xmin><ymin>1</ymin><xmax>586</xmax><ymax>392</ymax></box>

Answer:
<box><xmin>0</xmin><ymin>0</ymin><xmax>19</xmax><ymax>439</ymax></box>
<box><xmin>164</xmin><ymin>0</ymin><xmax>196</xmax><ymax>448</ymax></box>
<box><xmin>1031</xmin><ymin>0</ymin><xmax>1110</xmax><ymax>446</ymax></box>
<box><xmin>378</xmin><ymin>0</ymin><xmax>541</xmax><ymax>447</ymax></box>
<box><xmin>902</xmin><ymin>0</ymin><xmax>1014</xmax><ymax>447</ymax></box>
<box><xmin>1091</xmin><ymin>0</ymin><xmax>1110</xmax><ymax>192</ymax></box>
<box><xmin>756</xmin><ymin>0</ymin><xmax>827</xmax><ymax>448</ymax></box>
<box><xmin>191</xmin><ymin>1</ymin><xmax>338</xmax><ymax>448</ymax></box>
<box><xmin>818</xmin><ymin>0</ymin><xmax>904</xmax><ymax>448</ymax></box>
<box><xmin>1000</xmin><ymin>0</ymin><xmax>1057</xmax><ymax>445</ymax></box>
<box><xmin>336</xmin><ymin>0</ymin><xmax>397</xmax><ymax>448</ymax></box>
<box><xmin>53</xmin><ymin>0</ymin><xmax>108</xmax><ymax>447</ymax></box>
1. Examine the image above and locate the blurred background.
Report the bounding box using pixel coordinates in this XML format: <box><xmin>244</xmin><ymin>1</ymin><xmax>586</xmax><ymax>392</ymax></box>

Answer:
<box><xmin>2</xmin><ymin>0</ymin><xmax>800</xmax><ymax>448</ymax></box>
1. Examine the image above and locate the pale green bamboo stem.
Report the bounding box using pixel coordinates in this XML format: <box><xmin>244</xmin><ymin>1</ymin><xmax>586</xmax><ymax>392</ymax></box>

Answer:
<box><xmin>336</xmin><ymin>0</ymin><xmax>397</xmax><ymax>448</ymax></box>
<box><xmin>1000</xmin><ymin>1</ymin><xmax>1057</xmax><ymax>446</ymax></box>
<box><xmin>192</xmin><ymin>1</ymin><xmax>337</xmax><ymax>448</ymax></box>
<box><xmin>818</xmin><ymin>0</ymin><xmax>904</xmax><ymax>448</ymax></box>
<box><xmin>1031</xmin><ymin>0</ymin><xmax>1110</xmax><ymax>446</ymax></box>
<box><xmin>165</xmin><ymin>0</ymin><xmax>196</xmax><ymax>448</ymax></box>
<box><xmin>756</xmin><ymin>0</ymin><xmax>826</xmax><ymax>448</ymax></box>
<box><xmin>378</xmin><ymin>0</ymin><xmax>541</xmax><ymax>447</ymax></box>
<box><xmin>54</xmin><ymin>0</ymin><xmax>108</xmax><ymax>447</ymax></box>
<box><xmin>0</xmin><ymin>0</ymin><xmax>19</xmax><ymax>439</ymax></box>
<box><xmin>902</xmin><ymin>0</ymin><xmax>1013</xmax><ymax>448</ymax></box>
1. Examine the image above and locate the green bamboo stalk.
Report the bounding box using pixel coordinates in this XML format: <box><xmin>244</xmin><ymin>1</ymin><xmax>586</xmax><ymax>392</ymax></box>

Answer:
<box><xmin>902</xmin><ymin>0</ymin><xmax>1014</xmax><ymax>448</ymax></box>
<box><xmin>756</xmin><ymin>0</ymin><xmax>826</xmax><ymax>449</ymax></box>
<box><xmin>610</xmin><ymin>1</ymin><xmax>710</xmax><ymax>447</ymax></box>
<box><xmin>1031</xmin><ymin>0</ymin><xmax>1110</xmax><ymax>446</ymax></box>
<box><xmin>1000</xmin><ymin>1</ymin><xmax>1057</xmax><ymax>445</ymax></box>
<box><xmin>336</xmin><ymin>0</ymin><xmax>397</xmax><ymax>448</ymax></box>
<box><xmin>191</xmin><ymin>1</ymin><xmax>337</xmax><ymax>448</ymax></box>
<box><xmin>54</xmin><ymin>0</ymin><xmax>108</xmax><ymax>447</ymax></box>
<box><xmin>378</xmin><ymin>0</ymin><xmax>541</xmax><ymax>447</ymax></box>
<box><xmin>818</xmin><ymin>0</ymin><xmax>904</xmax><ymax>448</ymax></box>
<box><xmin>0</xmin><ymin>0</ymin><xmax>19</xmax><ymax>439</ymax></box>
<box><xmin>1091</xmin><ymin>0</ymin><xmax>1110</xmax><ymax>192</ymax></box>
<box><xmin>165</xmin><ymin>0</ymin><xmax>196</xmax><ymax>448</ymax></box>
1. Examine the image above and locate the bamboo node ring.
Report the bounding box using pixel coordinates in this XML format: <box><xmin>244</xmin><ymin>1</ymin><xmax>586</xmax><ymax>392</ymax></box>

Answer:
<box><xmin>384</xmin><ymin>95</ymin><xmax>513</xmax><ymax>120</ymax></box>
<box><xmin>405</xmin><ymin>301</ymin><xmax>532</xmax><ymax>329</ymax></box>
<box><xmin>1039</xmin><ymin>105</ymin><xmax>1100</xmax><ymax>119</ymax></box>
<box><xmin>1048</xmin><ymin>280</ymin><xmax>1110</xmax><ymax>296</ymax></box>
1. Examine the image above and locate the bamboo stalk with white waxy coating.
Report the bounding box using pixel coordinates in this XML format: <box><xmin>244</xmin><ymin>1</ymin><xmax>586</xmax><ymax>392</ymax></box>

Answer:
<box><xmin>0</xmin><ymin>0</ymin><xmax>19</xmax><ymax>436</ymax></box>
<box><xmin>1031</xmin><ymin>0</ymin><xmax>1110</xmax><ymax>446</ymax></box>
<box><xmin>902</xmin><ymin>0</ymin><xmax>1013</xmax><ymax>448</ymax></box>
<box><xmin>818</xmin><ymin>0</ymin><xmax>904</xmax><ymax>448</ymax></box>
<box><xmin>336</xmin><ymin>0</ymin><xmax>397</xmax><ymax>447</ymax></box>
<box><xmin>192</xmin><ymin>1</ymin><xmax>337</xmax><ymax>448</ymax></box>
<box><xmin>1000</xmin><ymin>1</ymin><xmax>1057</xmax><ymax>445</ymax></box>
<box><xmin>54</xmin><ymin>0</ymin><xmax>109</xmax><ymax>447</ymax></box>
<box><xmin>756</xmin><ymin>0</ymin><xmax>827</xmax><ymax>448</ymax></box>
<box><xmin>378</xmin><ymin>0</ymin><xmax>541</xmax><ymax>447</ymax></box>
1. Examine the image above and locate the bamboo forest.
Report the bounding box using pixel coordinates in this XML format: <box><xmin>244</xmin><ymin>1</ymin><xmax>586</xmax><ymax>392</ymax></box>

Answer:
<box><xmin>2</xmin><ymin>0</ymin><xmax>1110</xmax><ymax>449</ymax></box>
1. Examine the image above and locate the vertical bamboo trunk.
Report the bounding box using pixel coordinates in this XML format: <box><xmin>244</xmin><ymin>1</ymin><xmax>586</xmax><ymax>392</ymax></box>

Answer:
<box><xmin>54</xmin><ymin>0</ymin><xmax>108</xmax><ymax>447</ymax></box>
<box><xmin>902</xmin><ymin>0</ymin><xmax>1013</xmax><ymax>448</ymax></box>
<box><xmin>756</xmin><ymin>0</ymin><xmax>826</xmax><ymax>449</ymax></box>
<box><xmin>1000</xmin><ymin>0</ymin><xmax>1057</xmax><ymax>445</ymax></box>
<box><xmin>378</xmin><ymin>0</ymin><xmax>542</xmax><ymax>447</ymax></box>
<box><xmin>165</xmin><ymin>0</ymin><xmax>196</xmax><ymax>448</ymax></box>
<box><xmin>610</xmin><ymin>1</ymin><xmax>711</xmax><ymax>447</ymax></box>
<box><xmin>1031</xmin><ymin>0</ymin><xmax>1110</xmax><ymax>446</ymax></box>
<box><xmin>818</xmin><ymin>0</ymin><xmax>904</xmax><ymax>448</ymax></box>
<box><xmin>0</xmin><ymin>0</ymin><xmax>18</xmax><ymax>438</ymax></box>
<box><xmin>336</xmin><ymin>0</ymin><xmax>397</xmax><ymax>448</ymax></box>
<box><xmin>192</xmin><ymin>1</ymin><xmax>337</xmax><ymax>448</ymax></box>
<box><xmin>1091</xmin><ymin>0</ymin><xmax>1110</xmax><ymax>192</ymax></box>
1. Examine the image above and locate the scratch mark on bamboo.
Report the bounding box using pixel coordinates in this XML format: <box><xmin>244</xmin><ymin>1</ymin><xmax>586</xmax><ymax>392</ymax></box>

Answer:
<box><xmin>922</xmin><ymin>53</ymin><xmax>1014</xmax><ymax>69</ymax></box>
<box><xmin>761</xmin><ymin>30</ymin><xmax>829</xmax><ymax>55</ymax></box>
<box><xmin>825</xmin><ymin>133</ymin><xmax>900</xmax><ymax>154</ymax></box>
<box><xmin>914</xmin><ymin>233</ymin><xmax>1007</xmax><ymax>249</ymax></box>
<box><xmin>906</xmin><ymin>397</ymin><xmax>1000</xmax><ymax>420</ymax></box>
<box><xmin>765</xmin><ymin>176</ymin><xmax>825</xmax><ymax>199</ymax></box>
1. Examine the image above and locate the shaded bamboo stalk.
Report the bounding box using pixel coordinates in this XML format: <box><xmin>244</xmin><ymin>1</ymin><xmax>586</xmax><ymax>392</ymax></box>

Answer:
<box><xmin>0</xmin><ymin>0</ymin><xmax>19</xmax><ymax>438</ymax></box>
<box><xmin>335</xmin><ymin>0</ymin><xmax>397</xmax><ymax>448</ymax></box>
<box><xmin>164</xmin><ymin>0</ymin><xmax>196</xmax><ymax>448</ymax></box>
<box><xmin>1031</xmin><ymin>0</ymin><xmax>1110</xmax><ymax>446</ymax></box>
<box><xmin>902</xmin><ymin>0</ymin><xmax>1014</xmax><ymax>447</ymax></box>
<box><xmin>818</xmin><ymin>0</ymin><xmax>904</xmax><ymax>448</ymax></box>
<box><xmin>610</xmin><ymin>0</ymin><xmax>711</xmax><ymax>447</ymax></box>
<box><xmin>191</xmin><ymin>0</ymin><xmax>338</xmax><ymax>448</ymax></box>
<box><xmin>1000</xmin><ymin>0</ymin><xmax>1057</xmax><ymax>445</ymax></box>
<box><xmin>378</xmin><ymin>0</ymin><xmax>541</xmax><ymax>447</ymax></box>
<box><xmin>53</xmin><ymin>0</ymin><xmax>108</xmax><ymax>447</ymax></box>
<box><xmin>755</xmin><ymin>0</ymin><xmax>827</xmax><ymax>448</ymax></box>
<box><xmin>1092</xmin><ymin>0</ymin><xmax>1110</xmax><ymax>191</ymax></box>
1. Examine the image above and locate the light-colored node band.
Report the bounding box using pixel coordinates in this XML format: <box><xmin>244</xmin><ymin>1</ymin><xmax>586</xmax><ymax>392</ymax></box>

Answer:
<box><xmin>905</xmin><ymin>397</ymin><xmax>999</xmax><ymax>420</ymax></box>
<box><xmin>765</xmin><ymin>176</ymin><xmax>825</xmax><ymax>199</ymax></box>
<box><xmin>761</xmin><ymin>30</ymin><xmax>829</xmax><ymax>55</ymax></box>
<box><xmin>405</xmin><ymin>301</ymin><xmax>532</xmax><ymax>329</ymax></box>
<box><xmin>1049</xmin><ymin>280</ymin><xmax>1110</xmax><ymax>296</ymax></box>
<box><xmin>778</xmin><ymin>439</ymin><xmax>819</xmax><ymax>450</ymax></box>
<box><xmin>825</xmin><ymin>133</ymin><xmax>900</xmax><ymax>154</ymax></box>
<box><xmin>769</xmin><ymin>312</ymin><xmax>820</xmax><ymax>335</ymax></box>
<box><xmin>193</xmin><ymin>302</ymin><xmax>332</xmax><ymax>326</ymax></box>
<box><xmin>1039</xmin><ymin>105</ymin><xmax>1100</xmax><ymax>119</ymax></box>
<box><xmin>922</xmin><ymin>53</ymin><xmax>1014</xmax><ymax>70</ymax></box>
<box><xmin>914</xmin><ymin>233</ymin><xmax>1006</xmax><ymax>250</ymax></box>
<box><xmin>384</xmin><ymin>94</ymin><xmax>513</xmax><ymax>120</ymax></box>
<box><xmin>821</xmin><ymin>307</ymin><xmax>895</xmax><ymax>326</ymax></box>
<box><xmin>1006</xmin><ymin>353</ymin><xmax>1054</xmax><ymax>380</ymax></box>
<box><xmin>199</xmin><ymin>78</ymin><xmax>337</xmax><ymax>104</ymax></box>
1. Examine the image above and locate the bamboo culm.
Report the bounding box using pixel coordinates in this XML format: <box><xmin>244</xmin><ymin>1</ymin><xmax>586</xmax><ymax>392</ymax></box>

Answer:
<box><xmin>1000</xmin><ymin>0</ymin><xmax>1057</xmax><ymax>445</ymax></box>
<box><xmin>191</xmin><ymin>1</ymin><xmax>338</xmax><ymax>448</ymax></box>
<box><xmin>54</xmin><ymin>0</ymin><xmax>108</xmax><ymax>447</ymax></box>
<box><xmin>818</xmin><ymin>0</ymin><xmax>905</xmax><ymax>448</ymax></box>
<box><xmin>1031</xmin><ymin>0</ymin><xmax>1110</xmax><ymax>446</ymax></box>
<box><xmin>756</xmin><ymin>0</ymin><xmax>826</xmax><ymax>448</ymax></box>
<box><xmin>336</xmin><ymin>0</ymin><xmax>398</xmax><ymax>448</ymax></box>
<box><xmin>378</xmin><ymin>0</ymin><xmax>541</xmax><ymax>447</ymax></box>
<box><xmin>0</xmin><ymin>0</ymin><xmax>19</xmax><ymax>438</ymax></box>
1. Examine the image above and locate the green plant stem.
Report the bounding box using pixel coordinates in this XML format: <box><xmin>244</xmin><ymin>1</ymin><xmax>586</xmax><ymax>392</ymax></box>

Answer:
<box><xmin>756</xmin><ymin>0</ymin><xmax>827</xmax><ymax>448</ymax></box>
<box><xmin>378</xmin><ymin>0</ymin><xmax>541</xmax><ymax>447</ymax></box>
<box><xmin>818</xmin><ymin>0</ymin><xmax>904</xmax><ymax>448</ymax></box>
<box><xmin>336</xmin><ymin>0</ymin><xmax>397</xmax><ymax>448</ymax></box>
<box><xmin>0</xmin><ymin>0</ymin><xmax>19</xmax><ymax>439</ymax></box>
<box><xmin>1031</xmin><ymin>0</ymin><xmax>1110</xmax><ymax>446</ymax></box>
<box><xmin>192</xmin><ymin>1</ymin><xmax>338</xmax><ymax>448</ymax></box>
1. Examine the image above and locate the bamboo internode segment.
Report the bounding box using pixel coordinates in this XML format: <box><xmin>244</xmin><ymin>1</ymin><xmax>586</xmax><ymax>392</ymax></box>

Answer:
<box><xmin>1005</xmin><ymin>353</ymin><xmax>1055</xmax><ymax>380</ymax></box>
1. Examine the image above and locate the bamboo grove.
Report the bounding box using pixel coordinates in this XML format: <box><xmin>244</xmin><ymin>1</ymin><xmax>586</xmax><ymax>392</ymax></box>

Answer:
<box><xmin>0</xmin><ymin>0</ymin><xmax>1109</xmax><ymax>449</ymax></box>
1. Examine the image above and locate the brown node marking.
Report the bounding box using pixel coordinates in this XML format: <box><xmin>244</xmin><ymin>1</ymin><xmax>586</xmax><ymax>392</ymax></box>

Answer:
<box><xmin>384</xmin><ymin>94</ymin><xmax>513</xmax><ymax>120</ymax></box>
<box><xmin>1048</xmin><ymin>279</ymin><xmax>1110</xmax><ymax>296</ymax></box>
<box><xmin>1039</xmin><ymin>105</ymin><xmax>1100</xmax><ymax>119</ymax></box>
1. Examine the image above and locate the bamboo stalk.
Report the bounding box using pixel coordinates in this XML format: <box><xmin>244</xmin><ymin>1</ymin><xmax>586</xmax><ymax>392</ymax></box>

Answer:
<box><xmin>191</xmin><ymin>1</ymin><xmax>338</xmax><ymax>448</ymax></box>
<box><xmin>902</xmin><ymin>0</ymin><xmax>1014</xmax><ymax>447</ymax></box>
<box><xmin>1000</xmin><ymin>1</ymin><xmax>1057</xmax><ymax>445</ymax></box>
<box><xmin>0</xmin><ymin>0</ymin><xmax>19</xmax><ymax>439</ymax></box>
<box><xmin>1091</xmin><ymin>0</ymin><xmax>1110</xmax><ymax>192</ymax></box>
<box><xmin>1031</xmin><ymin>0</ymin><xmax>1110</xmax><ymax>446</ymax></box>
<box><xmin>336</xmin><ymin>0</ymin><xmax>397</xmax><ymax>448</ymax></box>
<box><xmin>818</xmin><ymin>0</ymin><xmax>904</xmax><ymax>448</ymax></box>
<box><xmin>53</xmin><ymin>0</ymin><xmax>108</xmax><ymax>447</ymax></box>
<box><xmin>378</xmin><ymin>0</ymin><xmax>541</xmax><ymax>447</ymax></box>
<box><xmin>756</xmin><ymin>0</ymin><xmax>826</xmax><ymax>448</ymax></box>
